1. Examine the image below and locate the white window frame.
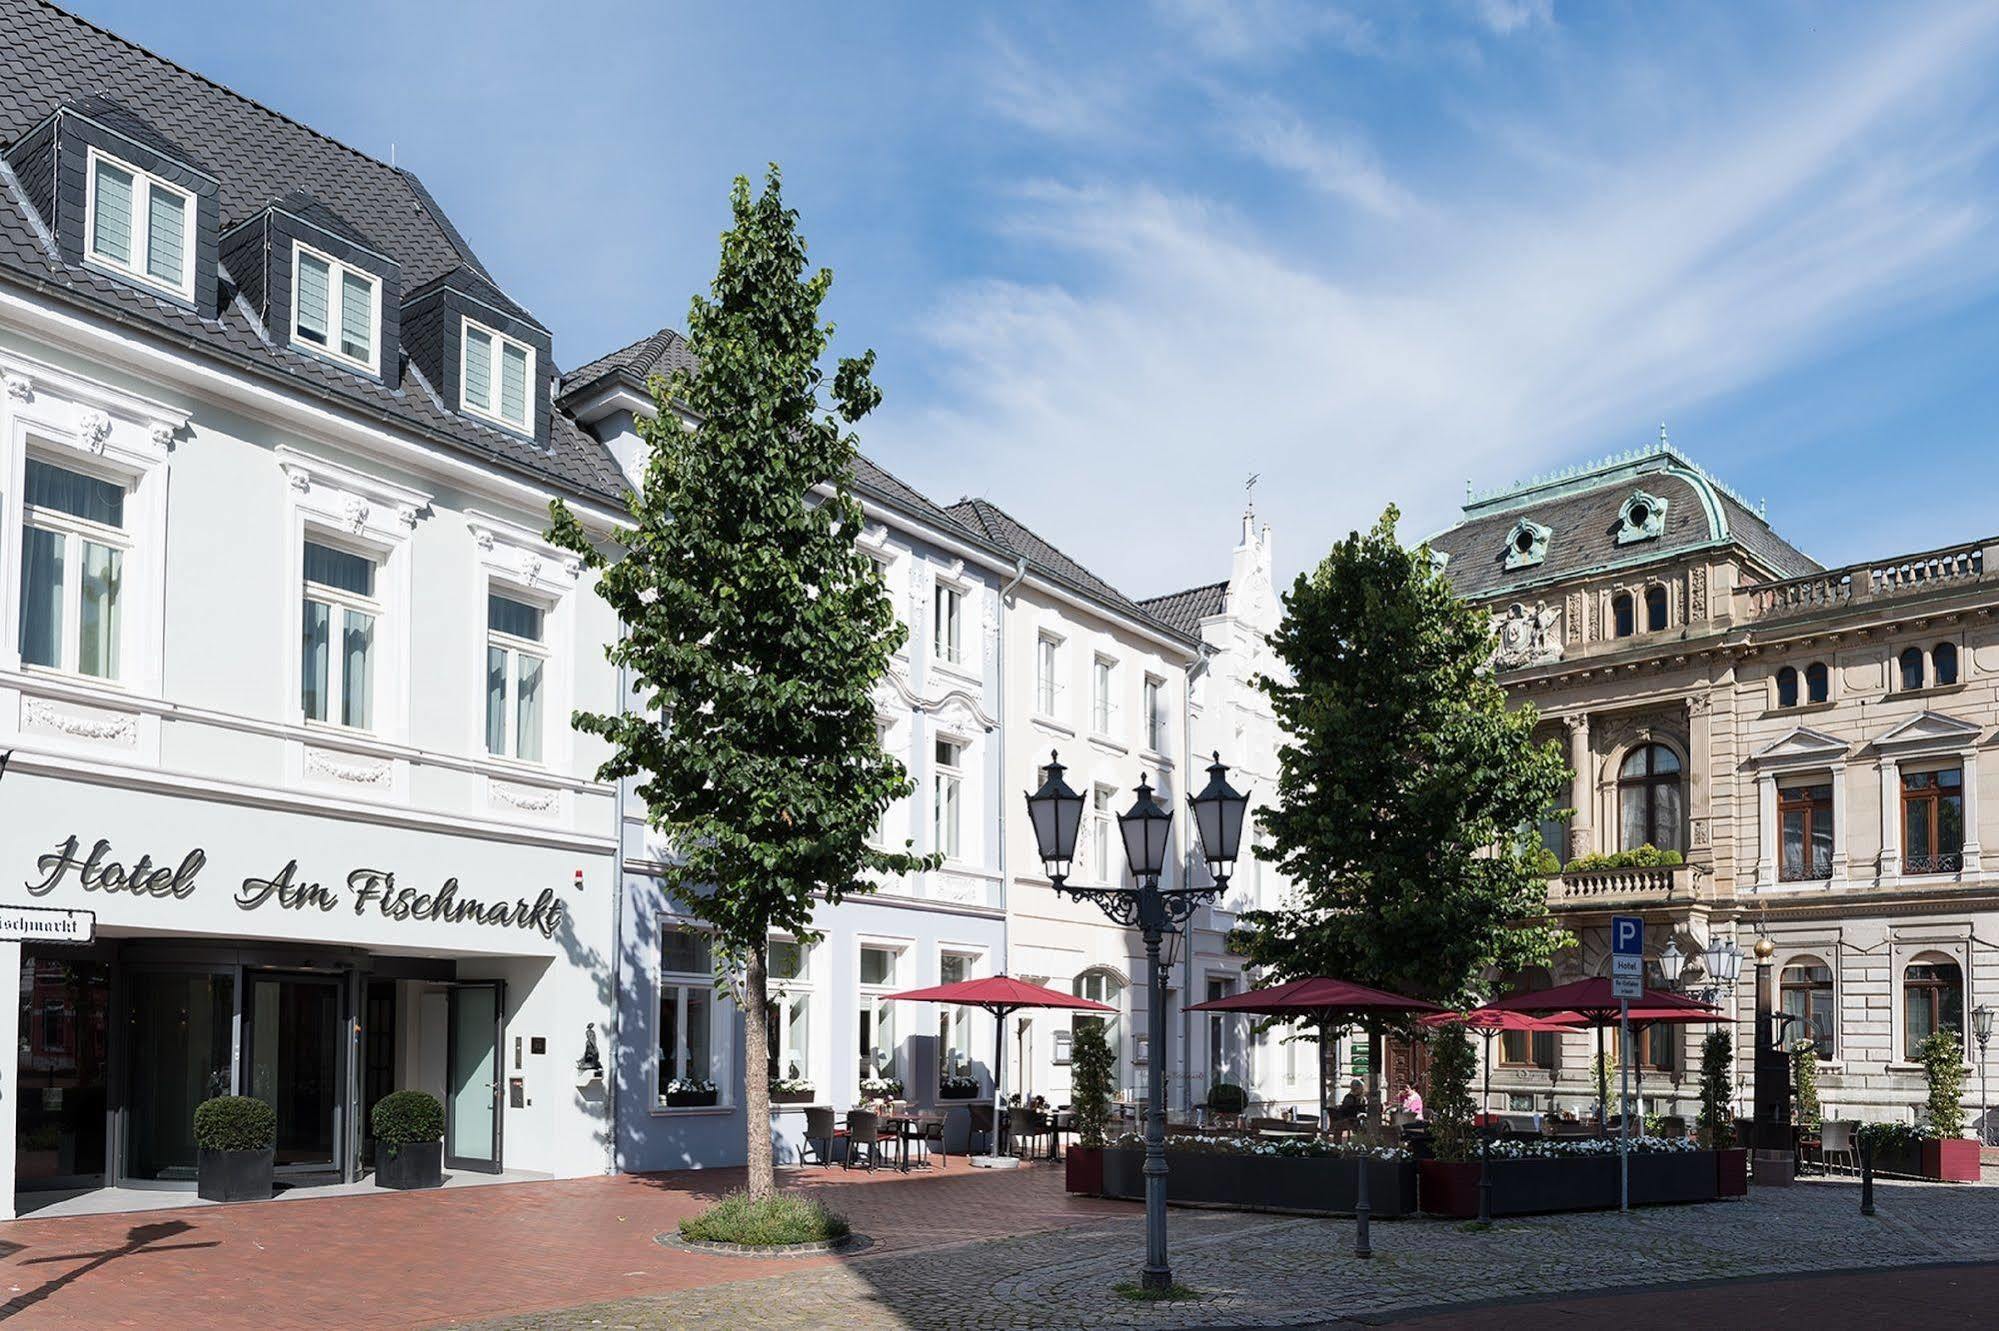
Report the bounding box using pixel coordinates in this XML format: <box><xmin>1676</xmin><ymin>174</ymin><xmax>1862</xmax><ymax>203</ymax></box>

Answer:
<box><xmin>288</xmin><ymin>240</ymin><xmax>381</xmax><ymax>373</ymax></box>
<box><xmin>484</xmin><ymin>587</ymin><xmax>550</xmax><ymax>765</ymax></box>
<box><xmin>1091</xmin><ymin>783</ymin><xmax>1116</xmax><ymax>884</ymax></box>
<box><xmin>858</xmin><ymin>939</ymin><xmax>909</xmax><ymax>1086</ymax></box>
<box><xmin>766</xmin><ymin>934</ymin><xmax>815</xmax><ymax>1089</ymax></box>
<box><xmin>17</xmin><ymin>450</ymin><xmax>133</xmax><ymax>684</ymax></box>
<box><xmin>932</xmin><ymin>734</ymin><xmax>966</xmax><ymax>861</ymax></box>
<box><xmin>933</xmin><ymin>581</ymin><xmax>964</xmax><ymax>666</ymax></box>
<box><xmin>1093</xmin><ymin>655</ymin><xmax>1117</xmax><ymax>735</ymax></box>
<box><xmin>656</xmin><ymin>920</ymin><xmax>724</xmax><ymax>1108</ymax></box>
<box><xmin>1143</xmin><ymin>674</ymin><xmax>1167</xmax><ymax>754</ymax></box>
<box><xmin>82</xmin><ymin>147</ymin><xmax>195</xmax><ymax>301</ymax></box>
<box><xmin>459</xmin><ymin>316</ymin><xmax>536</xmax><ymax>431</ymax></box>
<box><xmin>300</xmin><ymin>534</ymin><xmax>382</xmax><ymax>733</ymax></box>
<box><xmin>1036</xmin><ymin>633</ymin><xmax>1062</xmax><ymax>716</ymax></box>
<box><xmin>936</xmin><ymin>946</ymin><xmax>984</xmax><ymax>1079</ymax></box>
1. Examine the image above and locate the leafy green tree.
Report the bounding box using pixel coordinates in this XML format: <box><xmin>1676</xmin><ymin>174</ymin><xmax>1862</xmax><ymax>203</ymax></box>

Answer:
<box><xmin>1697</xmin><ymin>1029</ymin><xmax>1734</xmax><ymax>1149</ymax></box>
<box><xmin>549</xmin><ymin>167</ymin><xmax>932</xmax><ymax>1200</ymax></box>
<box><xmin>1069</xmin><ymin>1020</ymin><xmax>1117</xmax><ymax>1150</ymax></box>
<box><xmin>1918</xmin><ymin>1027</ymin><xmax>1966</xmax><ymax>1137</ymax></box>
<box><xmin>1239</xmin><ymin>508</ymin><xmax>1569</xmax><ymax>1098</ymax></box>
<box><xmin>1424</xmin><ymin>1025</ymin><xmax>1480</xmax><ymax>1162</ymax></box>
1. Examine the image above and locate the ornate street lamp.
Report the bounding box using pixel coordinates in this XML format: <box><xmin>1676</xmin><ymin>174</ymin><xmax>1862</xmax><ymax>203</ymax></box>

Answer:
<box><xmin>1025</xmin><ymin>750</ymin><xmax>1245</xmax><ymax>1292</ymax></box>
<box><xmin>1975</xmin><ymin>1005</ymin><xmax>1994</xmax><ymax>1146</ymax></box>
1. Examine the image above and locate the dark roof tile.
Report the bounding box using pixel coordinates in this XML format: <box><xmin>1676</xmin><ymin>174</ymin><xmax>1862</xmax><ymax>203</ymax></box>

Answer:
<box><xmin>946</xmin><ymin>497</ymin><xmax>1193</xmax><ymax>644</ymax></box>
<box><xmin>1137</xmin><ymin>581</ymin><xmax>1229</xmax><ymax>636</ymax></box>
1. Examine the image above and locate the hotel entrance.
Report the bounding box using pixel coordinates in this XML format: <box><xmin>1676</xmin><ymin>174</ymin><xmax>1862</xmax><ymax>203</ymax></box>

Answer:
<box><xmin>13</xmin><ymin>941</ymin><xmax>508</xmax><ymax>1205</ymax></box>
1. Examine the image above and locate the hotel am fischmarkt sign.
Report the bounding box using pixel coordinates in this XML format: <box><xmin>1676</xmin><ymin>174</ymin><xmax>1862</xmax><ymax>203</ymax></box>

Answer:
<box><xmin>0</xmin><ymin>902</ymin><xmax>95</xmax><ymax>944</ymax></box>
<box><xmin>22</xmin><ymin>835</ymin><xmax>567</xmax><ymax>939</ymax></box>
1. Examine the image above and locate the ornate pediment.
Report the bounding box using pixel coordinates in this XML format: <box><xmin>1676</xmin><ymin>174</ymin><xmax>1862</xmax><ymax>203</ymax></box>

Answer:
<box><xmin>1751</xmin><ymin>725</ymin><xmax>1849</xmax><ymax>768</ymax></box>
<box><xmin>1492</xmin><ymin>600</ymin><xmax>1562</xmax><ymax>669</ymax></box>
<box><xmin>1873</xmin><ymin>710</ymin><xmax>1984</xmax><ymax>752</ymax></box>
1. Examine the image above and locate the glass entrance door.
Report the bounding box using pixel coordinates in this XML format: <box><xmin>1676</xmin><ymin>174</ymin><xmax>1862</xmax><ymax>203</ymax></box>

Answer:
<box><xmin>446</xmin><ymin>981</ymin><xmax>504</xmax><ymax>1173</ymax></box>
<box><xmin>125</xmin><ymin>969</ymin><xmax>234</xmax><ymax>1182</ymax></box>
<box><xmin>245</xmin><ymin>973</ymin><xmax>345</xmax><ymax>1178</ymax></box>
<box><xmin>16</xmin><ymin>954</ymin><xmax>110</xmax><ymax>1191</ymax></box>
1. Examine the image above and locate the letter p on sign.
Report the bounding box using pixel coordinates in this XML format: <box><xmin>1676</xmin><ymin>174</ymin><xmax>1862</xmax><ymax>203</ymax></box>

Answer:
<box><xmin>1612</xmin><ymin>914</ymin><xmax>1643</xmax><ymax>957</ymax></box>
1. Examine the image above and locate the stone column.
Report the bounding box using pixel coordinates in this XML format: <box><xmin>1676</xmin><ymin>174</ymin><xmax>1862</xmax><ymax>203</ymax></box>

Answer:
<box><xmin>1755</xmin><ymin>774</ymin><xmax>1778</xmax><ymax>887</ymax></box>
<box><xmin>1878</xmin><ymin>758</ymin><xmax>1901</xmax><ymax>879</ymax></box>
<box><xmin>1565</xmin><ymin>714</ymin><xmax>1592</xmax><ymax>859</ymax></box>
<box><xmin>1831</xmin><ymin>765</ymin><xmax>1849</xmax><ymax>883</ymax></box>
<box><xmin>1962</xmin><ymin>748</ymin><xmax>1982</xmax><ymax>871</ymax></box>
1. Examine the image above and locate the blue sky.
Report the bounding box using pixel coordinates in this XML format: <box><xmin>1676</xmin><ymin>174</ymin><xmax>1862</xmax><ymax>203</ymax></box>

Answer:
<box><xmin>67</xmin><ymin>0</ymin><xmax>1999</xmax><ymax>596</ymax></box>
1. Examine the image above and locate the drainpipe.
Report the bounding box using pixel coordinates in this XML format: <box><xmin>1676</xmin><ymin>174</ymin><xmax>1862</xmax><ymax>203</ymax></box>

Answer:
<box><xmin>607</xmin><ymin>631</ymin><xmax>631</xmax><ymax>1176</ymax></box>
<box><xmin>1180</xmin><ymin>643</ymin><xmax>1215</xmax><ymax>1112</ymax></box>
<box><xmin>995</xmin><ymin>557</ymin><xmax>1027</xmax><ymax>942</ymax></box>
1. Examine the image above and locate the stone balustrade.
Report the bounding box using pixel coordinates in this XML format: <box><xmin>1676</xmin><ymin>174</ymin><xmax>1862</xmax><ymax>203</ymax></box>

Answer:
<box><xmin>1549</xmin><ymin>863</ymin><xmax>1696</xmax><ymax>907</ymax></box>
<box><xmin>1735</xmin><ymin>538</ymin><xmax>1992</xmax><ymax>622</ymax></box>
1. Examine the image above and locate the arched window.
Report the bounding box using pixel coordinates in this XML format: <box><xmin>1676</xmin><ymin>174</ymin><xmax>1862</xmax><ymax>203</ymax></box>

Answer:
<box><xmin>1618</xmin><ymin>744</ymin><xmax>1684</xmax><ymax>851</ymax></box>
<box><xmin>1645</xmin><ymin>585</ymin><xmax>1668</xmax><ymax>632</ymax></box>
<box><xmin>1900</xmin><ymin>647</ymin><xmax>1925</xmax><ymax>691</ymax></box>
<box><xmin>1775</xmin><ymin>667</ymin><xmax>1799</xmax><ymax>708</ymax></box>
<box><xmin>1933</xmin><ymin>642</ymin><xmax>1959</xmax><ymax>687</ymax></box>
<box><xmin>1781</xmin><ymin>958</ymin><xmax>1836</xmax><ymax>1059</ymax></box>
<box><xmin>1805</xmin><ymin>662</ymin><xmax>1830</xmax><ymax>704</ymax></box>
<box><xmin>1612</xmin><ymin>592</ymin><xmax>1635</xmax><ymax>639</ymax></box>
<box><xmin>1903</xmin><ymin>955</ymin><xmax>1963</xmax><ymax>1058</ymax></box>
<box><xmin>1073</xmin><ymin>968</ymin><xmax>1124</xmax><ymax>1068</ymax></box>
<box><xmin>1497</xmin><ymin>967</ymin><xmax>1556</xmax><ymax>1069</ymax></box>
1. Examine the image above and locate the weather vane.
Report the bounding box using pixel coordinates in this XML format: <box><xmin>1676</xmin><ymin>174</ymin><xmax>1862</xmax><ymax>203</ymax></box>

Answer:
<box><xmin>1244</xmin><ymin>472</ymin><xmax>1260</xmax><ymax>512</ymax></box>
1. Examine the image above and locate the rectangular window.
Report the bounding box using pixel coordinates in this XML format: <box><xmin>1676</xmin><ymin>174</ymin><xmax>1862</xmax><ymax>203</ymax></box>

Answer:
<box><xmin>1143</xmin><ymin>676</ymin><xmax>1166</xmax><ymax>752</ymax></box>
<box><xmin>18</xmin><ymin>458</ymin><xmax>129</xmax><ymax>680</ymax></box>
<box><xmin>290</xmin><ymin>243</ymin><xmax>379</xmax><ymax>370</ymax></box>
<box><xmin>86</xmin><ymin>150</ymin><xmax>192</xmax><ymax>298</ymax></box>
<box><xmin>938</xmin><ymin>952</ymin><xmax>974</xmax><ymax>1077</ymax></box>
<box><xmin>1206</xmin><ymin>976</ymin><xmax>1241</xmax><ymax>1094</ymax></box>
<box><xmin>932</xmin><ymin>738</ymin><xmax>963</xmax><ymax>860</ymax></box>
<box><xmin>1091</xmin><ymin>785</ymin><xmax>1114</xmax><ymax>883</ymax></box>
<box><xmin>460</xmin><ymin>320</ymin><xmax>535</xmax><ymax>430</ymax></box>
<box><xmin>485</xmin><ymin>592</ymin><xmax>547</xmax><ymax>762</ymax></box>
<box><xmin>765</xmin><ymin>937</ymin><xmax>811</xmax><ymax>1084</ymax></box>
<box><xmin>658</xmin><ymin>926</ymin><xmax>715</xmax><ymax>1100</ymax></box>
<box><xmin>1901</xmin><ymin>767</ymin><xmax>1965</xmax><ymax>875</ymax></box>
<box><xmin>858</xmin><ymin>944</ymin><xmax>903</xmax><ymax>1083</ymax></box>
<box><xmin>1036</xmin><ymin>635</ymin><xmax>1059</xmax><ymax>714</ymax></box>
<box><xmin>1778</xmin><ymin>783</ymin><xmax>1834</xmax><ymax>882</ymax></box>
<box><xmin>933</xmin><ymin>584</ymin><xmax>962</xmax><ymax>665</ymax></box>
<box><xmin>301</xmin><ymin>539</ymin><xmax>377</xmax><ymax>729</ymax></box>
<box><xmin>1093</xmin><ymin>657</ymin><xmax>1114</xmax><ymax>733</ymax></box>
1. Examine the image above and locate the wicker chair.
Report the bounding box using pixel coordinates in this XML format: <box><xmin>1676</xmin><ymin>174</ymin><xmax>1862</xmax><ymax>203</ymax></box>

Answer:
<box><xmin>845</xmin><ymin>1109</ymin><xmax>885</xmax><ymax>1172</ymax></box>
<box><xmin>802</xmin><ymin>1106</ymin><xmax>846</xmax><ymax>1167</ymax></box>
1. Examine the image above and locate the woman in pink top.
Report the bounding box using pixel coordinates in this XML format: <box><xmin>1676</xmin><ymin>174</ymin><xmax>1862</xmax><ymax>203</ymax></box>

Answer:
<box><xmin>1397</xmin><ymin>1081</ymin><xmax>1424</xmax><ymax>1118</ymax></box>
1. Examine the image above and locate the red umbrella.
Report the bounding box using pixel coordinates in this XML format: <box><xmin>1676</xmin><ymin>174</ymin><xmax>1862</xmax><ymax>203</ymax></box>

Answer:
<box><xmin>883</xmin><ymin>975</ymin><xmax>1111</xmax><ymax>1165</ymax></box>
<box><xmin>1422</xmin><ymin>1007</ymin><xmax>1587</xmax><ymax>1119</ymax></box>
<box><xmin>1188</xmin><ymin>978</ymin><xmax>1445</xmax><ymax>1123</ymax></box>
<box><xmin>1484</xmin><ymin>979</ymin><xmax>1719</xmax><ymax>1123</ymax></box>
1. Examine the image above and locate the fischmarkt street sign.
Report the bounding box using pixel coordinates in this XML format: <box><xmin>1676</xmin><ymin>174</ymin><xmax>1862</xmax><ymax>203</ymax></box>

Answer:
<box><xmin>0</xmin><ymin>903</ymin><xmax>95</xmax><ymax>944</ymax></box>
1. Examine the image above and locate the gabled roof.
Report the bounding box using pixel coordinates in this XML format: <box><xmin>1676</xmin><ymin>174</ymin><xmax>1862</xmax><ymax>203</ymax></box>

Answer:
<box><xmin>260</xmin><ymin>189</ymin><xmax>383</xmax><ymax>257</ymax></box>
<box><xmin>559</xmin><ymin>326</ymin><xmax>698</xmax><ymax>400</ymax></box>
<box><xmin>1873</xmin><ymin>710</ymin><xmax>1984</xmax><ymax>752</ymax></box>
<box><xmin>63</xmin><ymin>91</ymin><xmax>210</xmax><ymax>176</ymax></box>
<box><xmin>1751</xmin><ymin>725</ymin><xmax>1850</xmax><ymax>766</ymax></box>
<box><xmin>1137</xmin><ymin>581</ymin><xmax>1229</xmax><ymax>636</ymax></box>
<box><xmin>946</xmin><ymin>497</ymin><xmax>1193</xmax><ymax>645</ymax></box>
<box><xmin>1429</xmin><ymin>442</ymin><xmax>1819</xmax><ymax>601</ymax></box>
<box><xmin>0</xmin><ymin>0</ymin><xmax>623</xmax><ymax>503</ymax></box>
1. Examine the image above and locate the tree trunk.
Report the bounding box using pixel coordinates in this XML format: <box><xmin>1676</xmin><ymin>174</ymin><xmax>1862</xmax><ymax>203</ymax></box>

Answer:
<box><xmin>744</xmin><ymin>944</ymin><xmax>774</xmax><ymax>1199</ymax></box>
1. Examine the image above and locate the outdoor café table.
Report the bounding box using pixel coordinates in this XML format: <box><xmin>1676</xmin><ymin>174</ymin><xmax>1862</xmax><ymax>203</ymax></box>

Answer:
<box><xmin>883</xmin><ymin>1114</ymin><xmax>942</xmax><ymax>1172</ymax></box>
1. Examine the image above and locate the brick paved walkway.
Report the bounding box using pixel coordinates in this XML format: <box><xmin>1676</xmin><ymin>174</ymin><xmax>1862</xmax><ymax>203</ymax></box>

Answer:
<box><xmin>4</xmin><ymin>1164</ymin><xmax>1997</xmax><ymax>1330</ymax></box>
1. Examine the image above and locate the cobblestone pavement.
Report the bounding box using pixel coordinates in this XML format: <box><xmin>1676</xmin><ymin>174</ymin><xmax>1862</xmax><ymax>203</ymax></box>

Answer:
<box><xmin>457</xmin><ymin>1174</ymin><xmax>1999</xmax><ymax>1331</ymax></box>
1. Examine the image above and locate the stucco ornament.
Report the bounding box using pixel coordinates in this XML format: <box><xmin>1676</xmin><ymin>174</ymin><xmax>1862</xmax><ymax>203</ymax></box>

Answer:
<box><xmin>4</xmin><ymin>372</ymin><xmax>31</xmax><ymax>402</ymax></box>
<box><xmin>78</xmin><ymin>409</ymin><xmax>112</xmax><ymax>453</ymax></box>
<box><xmin>1493</xmin><ymin>600</ymin><xmax>1563</xmax><ymax>669</ymax></box>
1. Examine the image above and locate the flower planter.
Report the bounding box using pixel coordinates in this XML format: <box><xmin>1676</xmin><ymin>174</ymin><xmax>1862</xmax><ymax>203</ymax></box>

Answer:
<box><xmin>939</xmin><ymin>1086</ymin><xmax>979</xmax><ymax>1101</ymax></box>
<box><xmin>197</xmin><ymin>1146</ymin><xmax>274</xmax><ymax>1203</ymax></box>
<box><xmin>1716</xmin><ymin>1147</ymin><xmax>1748</xmax><ymax>1196</ymax></box>
<box><xmin>375</xmin><ymin>1139</ymin><xmax>444</xmax><ymax>1190</ymax></box>
<box><xmin>1065</xmin><ymin>1145</ymin><xmax>1104</xmax><ymax>1195</ymax></box>
<box><xmin>769</xmin><ymin>1088</ymin><xmax>815</xmax><ymax>1106</ymax></box>
<box><xmin>1418</xmin><ymin>1151</ymin><xmax>1722</xmax><ymax>1218</ymax></box>
<box><xmin>1868</xmin><ymin>1141</ymin><xmax>1926</xmax><ymax>1178</ymax></box>
<box><xmin>666</xmin><ymin>1089</ymin><xmax>720</xmax><ymax>1108</ymax></box>
<box><xmin>1924</xmin><ymin>1137</ymin><xmax>1982</xmax><ymax>1182</ymax></box>
<box><xmin>1100</xmin><ymin>1148</ymin><xmax>1418</xmax><ymax>1217</ymax></box>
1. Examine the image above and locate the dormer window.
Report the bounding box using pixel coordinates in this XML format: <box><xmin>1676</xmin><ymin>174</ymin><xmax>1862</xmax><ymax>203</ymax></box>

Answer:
<box><xmin>1503</xmin><ymin>518</ymin><xmax>1551</xmax><ymax>571</ymax></box>
<box><xmin>1616</xmin><ymin>490</ymin><xmax>1669</xmax><ymax>545</ymax></box>
<box><xmin>85</xmin><ymin>149</ymin><xmax>193</xmax><ymax>300</ymax></box>
<box><xmin>291</xmin><ymin>242</ymin><xmax>379</xmax><ymax>371</ymax></box>
<box><xmin>461</xmin><ymin>319</ymin><xmax>534</xmax><ymax>431</ymax></box>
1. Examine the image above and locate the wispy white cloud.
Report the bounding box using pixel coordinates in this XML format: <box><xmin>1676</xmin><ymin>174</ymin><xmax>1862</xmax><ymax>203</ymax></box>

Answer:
<box><xmin>880</xmin><ymin>2</ymin><xmax>1999</xmax><ymax>593</ymax></box>
<box><xmin>1223</xmin><ymin>93</ymin><xmax>1422</xmax><ymax>218</ymax></box>
<box><xmin>1464</xmin><ymin>0</ymin><xmax>1554</xmax><ymax>36</ymax></box>
<box><xmin>1147</xmin><ymin>0</ymin><xmax>1377</xmax><ymax>62</ymax></box>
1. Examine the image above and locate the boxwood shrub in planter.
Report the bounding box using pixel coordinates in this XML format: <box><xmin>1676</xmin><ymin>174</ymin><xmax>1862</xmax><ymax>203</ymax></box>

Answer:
<box><xmin>372</xmin><ymin>1090</ymin><xmax>446</xmax><ymax>1190</ymax></box>
<box><xmin>1064</xmin><ymin>1020</ymin><xmax>1115</xmax><ymax>1195</ymax></box>
<box><xmin>193</xmin><ymin>1096</ymin><xmax>275</xmax><ymax>1203</ymax></box>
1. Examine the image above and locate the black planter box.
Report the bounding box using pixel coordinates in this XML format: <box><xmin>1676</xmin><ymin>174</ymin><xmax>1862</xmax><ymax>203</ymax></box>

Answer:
<box><xmin>1420</xmin><ymin>1151</ymin><xmax>1721</xmax><ymax>1217</ymax></box>
<box><xmin>1100</xmin><ymin>1147</ymin><xmax>1417</xmax><ymax>1217</ymax></box>
<box><xmin>375</xmin><ymin>1139</ymin><xmax>444</xmax><ymax>1190</ymax></box>
<box><xmin>197</xmin><ymin>1147</ymin><xmax>273</xmax><ymax>1203</ymax></box>
<box><xmin>665</xmin><ymin>1089</ymin><xmax>720</xmax><ymax>1108</ymax></box>
<box><xmin>769</xmin><ymin>1088</ymin><xmax>815</xmax><ymax>1106</ymax></box>
<box><xmin>939</xmin><ymin>1086</ymin><xmax>979</xmax><ymax>1100</ymax></box>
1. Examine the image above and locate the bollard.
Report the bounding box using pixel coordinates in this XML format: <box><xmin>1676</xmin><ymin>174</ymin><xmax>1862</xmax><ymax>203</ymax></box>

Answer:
<box><xmin>1354</xmin><ymin>1149</ymin><xmax>1373</xmax><ymax>1259</ymax></box>
<box><xmin>1477</xmin><ymin>1125</ymin><xmax>1493</xmax><ymax>1225</ymax></box>
<box><xmin>1860</xmin><ymin>1134</ymin><xmax>1875</xmax><ymax>1217</ymax></box>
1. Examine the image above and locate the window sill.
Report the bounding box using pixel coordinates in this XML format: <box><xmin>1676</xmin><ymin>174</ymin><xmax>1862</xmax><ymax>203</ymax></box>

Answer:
<box><xmin>650</xmin><ymin>1104</ymin><xmax>735</xmax><ymax>1118</ymax></box>
<box><xmin>1088</xmin><ymin>733</ymin><xmax>1130</xmax><ymax>757</ymax></box>
<box><xmin>1763</xmin><ymin>701</ymin><xmax>1837</xmax><ymax>720</ymax></box>
<box><xmin>1031</xmin><ymin>715</ymin><xmax>1076</xmax><ymax>740</ymax></box>
<box><xmin>930</xmin><ymin>658</ymin><xmax>982</xmax><ymax>689</ymax></box>
<box><xmin>1888</xmin><ymin>682</ymin><xmax>1966</xmax><ymax>703</ymax></box>
<box><xmin>18</xmin><ymin>662</ymin><xmax>128</xmax><ymax>693</ymax></box>
<box><xmin>1140</xmin><ymin>747</ymin><xmax>1175</xmax><ymax>769</ymax></box>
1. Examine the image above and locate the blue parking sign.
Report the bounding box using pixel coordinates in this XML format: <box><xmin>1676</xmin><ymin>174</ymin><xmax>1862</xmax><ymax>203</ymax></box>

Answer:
<box><xmin>1611</xmin><ymin>915</ymin><xmax>1643</xmax><ymax>957</ymax></box>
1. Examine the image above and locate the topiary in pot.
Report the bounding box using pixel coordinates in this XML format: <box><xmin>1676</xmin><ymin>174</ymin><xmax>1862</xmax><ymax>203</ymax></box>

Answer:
<box><xmin>372</xmin><ymin>1089</ymin><xmax>447</xmax><ymax>1190</ymax></box>
<box><xmin>1066</xmin><ymin>1020</ymin><xmax>1116</xmax><ymax>1194</ymax></box>
<box><xmin>194</xmin><ymin>1095</ymin><xmax>275</xmax><ymax>1203</ymax></box>
<box><xmin>1208</xmin><ymin>1082</ymin><xmax>1249</xmax><ymax>1117</ymax></box>
<box><xmin>1425</xmin><ymin>1024</ymin><xmax>1479</xmax><ymax>1163</ymax></box>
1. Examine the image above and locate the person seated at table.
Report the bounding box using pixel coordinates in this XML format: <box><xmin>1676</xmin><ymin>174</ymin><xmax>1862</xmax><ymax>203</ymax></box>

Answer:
<box><xmin>1397</xmin><ymin>1080</ymin><xmax>1424</xmax><ymax>1119</ymax></box>
<box><xmin>1333</xmin><ymin>1079</ymin><xmax>1366</xmax><ymax>1121</ymax></box>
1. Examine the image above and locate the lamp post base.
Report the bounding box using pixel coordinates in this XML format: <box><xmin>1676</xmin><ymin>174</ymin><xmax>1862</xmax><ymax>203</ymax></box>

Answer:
<box><xmin>970</xmin><ymin>1155</ymin><xmax>1021</xmax><ymax>1170</ymax></box>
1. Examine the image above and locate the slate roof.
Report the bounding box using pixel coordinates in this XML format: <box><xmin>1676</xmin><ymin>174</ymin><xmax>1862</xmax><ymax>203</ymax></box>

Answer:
<box><xmin>946</xmin><ymin>498</ymin><xmax>1194</xmax><ymax>646</ymax></box>
<box><xmin>1428</xmin><ymin>446</ymin><xmax>1820</xmax><ymax>601</ymax></box>
<box><xmin>0</xmin><ymin>0</ymin><xmax>625</xmax><ymax>503</ymax></box>
<box><xmin>559</xmin><ymin>326</ymin><xmax>698</xmax><ymax>400</ymax></box>
<box><xmin>261</xmin><ymin>190</ymin><xmax>383</xmax><ymax>256</ymax></box>
<box><xmin>1137</xmin><ymin>581</ymin><xmax>1229</xmax><ymax>636</ymax></box>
